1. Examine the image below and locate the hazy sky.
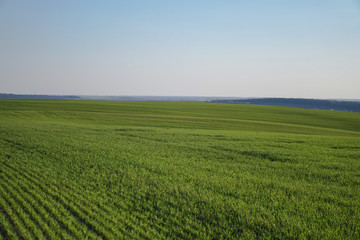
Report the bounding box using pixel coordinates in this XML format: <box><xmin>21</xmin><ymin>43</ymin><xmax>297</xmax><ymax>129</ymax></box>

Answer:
<box><xmin>1</xmin><ymin>0</ymin><xmax>359</xmax><ymax>98</ymax></box>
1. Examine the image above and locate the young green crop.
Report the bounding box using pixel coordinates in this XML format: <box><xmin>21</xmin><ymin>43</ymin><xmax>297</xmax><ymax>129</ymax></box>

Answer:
<box><xmin>0</xmin><ymin>99</ymin><xmax>360</xmax><ymax>239</ymax></box>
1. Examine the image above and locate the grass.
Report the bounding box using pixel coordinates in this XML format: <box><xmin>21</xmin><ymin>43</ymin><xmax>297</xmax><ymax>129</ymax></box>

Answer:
<box><xmin>0</xmin><ymin>99</ymin><xmax>360</xmax><ymax>239</ymax></box>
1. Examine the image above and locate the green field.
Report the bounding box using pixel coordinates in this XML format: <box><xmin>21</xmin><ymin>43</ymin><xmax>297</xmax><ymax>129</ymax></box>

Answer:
<box><xmin>1</xmin><ymin>99</ymin><xmax>360</xmax><ymax>239</ymax></box>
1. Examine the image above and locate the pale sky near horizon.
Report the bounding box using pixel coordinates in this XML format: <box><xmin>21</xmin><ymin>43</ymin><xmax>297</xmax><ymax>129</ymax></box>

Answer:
<box><xmin>1</xmin><ymin>0</ymin><xmax>359</xmax><ymax>98</ymax></box>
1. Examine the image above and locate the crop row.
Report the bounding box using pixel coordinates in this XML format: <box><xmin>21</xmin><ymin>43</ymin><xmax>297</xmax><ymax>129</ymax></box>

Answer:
<box><xmin>0</xmin><ymin>160</ymin><xmax>215</xmax><ymax>239</ymax></box>
<box><xmin>1</xmin><ymin>161</ymin><xmax>151</xmax><ymax>239</ymax></box>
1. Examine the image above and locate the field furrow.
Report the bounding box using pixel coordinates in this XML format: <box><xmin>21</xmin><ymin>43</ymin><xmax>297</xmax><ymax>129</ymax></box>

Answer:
<box><xmin>4</xmin><ymin>163</ymin><xmax>128</xmax><ymax>239</ymax></box>
<box><xmin>0</xmin><ymin>185</ymin><xmax>35</xmax><ymax>239</ymax></box>
<box><xmin>0</xmin><ymin>202</ymin><xmax>20</xmax><ymax>240</ymax></box>
<box><xmin>2</xmin><ymin>161</ymin><xmax>162</xmax><ymax>239</ymax></box>
<box><xmin>0</xmin><ymin>163</ymin><xmax>95</xmax><ymax>239</ymax></box>
<box><xmin>0</xmin><ymin>173</ymin><xmax>68</xmax><ymax>239</ymax></box>
<box><xmin>0</xmin><ymin>180</ymin><xmax>51</xmax><ymax>239</ymax></box>
<box><xmin>10</xmin><ymin>160</ymin><xmax>203</xmax><ymax>239</ymax></box>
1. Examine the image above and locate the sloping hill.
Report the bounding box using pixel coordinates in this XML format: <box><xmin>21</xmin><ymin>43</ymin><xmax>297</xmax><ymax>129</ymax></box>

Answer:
<box><xmin>1</xmin><ymin>100</ymin><xmax>359</xmax><ymax>239</ymax></box>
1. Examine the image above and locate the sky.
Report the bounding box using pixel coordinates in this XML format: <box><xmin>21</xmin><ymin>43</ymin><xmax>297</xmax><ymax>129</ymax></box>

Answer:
<box><xmin>0</xmin><ymin>0</ymin><xmax>359</xmax><ymax>98</ymax></box>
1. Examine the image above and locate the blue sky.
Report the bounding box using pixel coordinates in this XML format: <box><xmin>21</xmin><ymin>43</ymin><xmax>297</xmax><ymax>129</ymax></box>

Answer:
<box><xmin>1</xmin><ymin>0</ymin><xmax>359</xmax><ymax>98</ymax></box>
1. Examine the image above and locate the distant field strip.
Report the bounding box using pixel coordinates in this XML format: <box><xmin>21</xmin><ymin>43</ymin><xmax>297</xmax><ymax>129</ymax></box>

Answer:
<box><xmin>92</xmin><ymin>113</ymin><xmax>360</xmax><ymax>136</ymax></box>
<box><xmin>1</xmin><ymin>99</ymin><xmax>360</xmax><ymax>239</ymax></box>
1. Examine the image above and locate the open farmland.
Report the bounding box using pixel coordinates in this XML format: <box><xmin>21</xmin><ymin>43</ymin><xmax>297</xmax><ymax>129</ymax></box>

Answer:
<box><xmin>0</xmin><ymin>99</ymin><xmax>360</xmax><ymax>239</ymax></box>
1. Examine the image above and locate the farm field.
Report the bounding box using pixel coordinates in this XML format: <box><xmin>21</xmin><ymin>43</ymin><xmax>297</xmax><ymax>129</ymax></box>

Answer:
<box><xmin>1</xmin><ymin>99</ymin><xmax>360</xmax><ymax>239</ymax></box>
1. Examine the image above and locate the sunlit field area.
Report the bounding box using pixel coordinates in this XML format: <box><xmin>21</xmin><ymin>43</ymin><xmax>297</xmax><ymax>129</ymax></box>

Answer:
<box><xmin>1</xmin><ymin>99</ymin><xmax>360</xmax><ymax>239</ymax></box>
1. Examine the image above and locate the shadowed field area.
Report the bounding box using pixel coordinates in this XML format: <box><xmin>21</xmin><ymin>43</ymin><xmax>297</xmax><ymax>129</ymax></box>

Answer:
<box><xmin>1</xmin><ymin>99</ymin><xmax>360</xmax><ymax>239</ymax></box>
